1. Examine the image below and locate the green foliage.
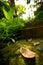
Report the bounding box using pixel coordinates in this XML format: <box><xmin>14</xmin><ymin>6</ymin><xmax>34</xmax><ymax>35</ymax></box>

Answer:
<box><xmin>0</xmin><ymin>0</ymin><xmax>4</xmax><ymax>2</ymax></box>
<box><xmin>34</xmin><ymin>10</ymin><xmax>43</xmax><ymax>22</ymax></box>
<box><xmin>0</xmin><ymin>1</ymin><xmax>15</xmax><ymax>20</ymax></box>
<box><xmin>34</xmin><ymin>2</ymin><xmax>43</xmax><ymax>15</ymax></box>
<box><xmin>3</xmin><ymin>7</ymin><xmax>15</xmax><ymax>20</ymax></box>
<box><xmin>27</xmin><ymin>0</ymin><xmax>30</xmax><ymax>4</ymax></box>
<box><xmin>37</xmin><ymin>2</ymin><xmax>43</xmax><ymax>11</ymax></box>
<box><xmin>16</xmin><ymin>5</ymin><xmax>26</xmax><ymax>16</ymax></box>
<box><xmin>0</xmin><ymin>18</ymin><xmax>25</xmax><ymax>41</ymax></box>
<box><xmin>33</xmin><ymin>2</ymin><xmax>43</xmax><ymax>22</ymax></box>
<box><xmin>0</xmin><ymin>1</ymin><xmax>26</xmax><ymax>42</ymax></box>
<box><xmin>0</xmin><ymin>1</ymin><xmax>10</xmax><ymax>19</ymax></box>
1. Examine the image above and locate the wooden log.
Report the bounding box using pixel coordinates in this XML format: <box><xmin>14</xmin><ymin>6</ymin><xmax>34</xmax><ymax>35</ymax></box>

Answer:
<box><xmin>20</xmin><ymin>47</ymin><xmax>36</xmax><ymax>58</ymax></box>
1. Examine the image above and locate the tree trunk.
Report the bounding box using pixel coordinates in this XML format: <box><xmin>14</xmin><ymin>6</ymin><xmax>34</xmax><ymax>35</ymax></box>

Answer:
<box><xmin>9</xmin><ymin>0</ymin><xmax>15</xmax><ymax>7</ymax></box>
<box><xmin>9</xmin><ymin>0</ymin><xmax>17</xmax><ymax>17</ymax></box>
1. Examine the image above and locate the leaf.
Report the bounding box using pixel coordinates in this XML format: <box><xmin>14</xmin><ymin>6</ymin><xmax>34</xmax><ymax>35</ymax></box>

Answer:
<box><xmin>3</xmin><ymin>7</ymin><xmax>8</xmax><ymax>19</ymax></box>
<box><xmin>3</xmin><ymin>7</ymin><xmax>15</xmax><ymax>20</ymax></box>
<box><xmin>8</xmin><ymin>7</ymin><xmax>15</xmax><ymax>20</ymax></box>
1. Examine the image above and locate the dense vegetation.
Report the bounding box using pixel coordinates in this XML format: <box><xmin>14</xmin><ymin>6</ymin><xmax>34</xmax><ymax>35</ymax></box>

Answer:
<box><xmin>0</xmin><ymin>0</ymin><xmax>43</xmax><ymax>65</ymax></box>
<box><xmin>0</xmin><ymin>1</ymin><xmax>27</xmax><ymax>42</ymax></box>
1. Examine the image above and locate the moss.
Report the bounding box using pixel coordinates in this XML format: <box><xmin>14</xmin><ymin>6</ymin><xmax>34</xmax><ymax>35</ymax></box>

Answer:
<box><xmin>0</xmin><ymin>39</ymin><xmax>43</xmax><ymax>65</ymax></box>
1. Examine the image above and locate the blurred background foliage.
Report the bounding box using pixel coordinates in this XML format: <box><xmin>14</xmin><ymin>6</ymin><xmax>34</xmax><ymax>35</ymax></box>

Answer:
<box><xmin>34</xmin><ymin>2</ymin><xmax>43</xmax><ymax>22</ymax></box>
<box><xmin>16</xmin><ymin>5</ymin><xmax>26</xmax><ymax>17</ymax></box>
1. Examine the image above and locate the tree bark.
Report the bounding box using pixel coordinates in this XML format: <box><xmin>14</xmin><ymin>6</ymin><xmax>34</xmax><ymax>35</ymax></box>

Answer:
<box><xmin>9</xmin><ymin>0</ymin><xmax>15</xmax><ymax>7</ymax></box>
<box><xmin>9</xmin><ymin>0</ymin><xmax>17</xmax><ymax>17</ymax></box>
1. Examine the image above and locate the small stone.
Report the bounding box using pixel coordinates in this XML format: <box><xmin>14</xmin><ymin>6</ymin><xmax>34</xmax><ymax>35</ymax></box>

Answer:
<box><xmin>36</xmin><ymin>46</ymin><xmax>43</xmax><ymax>51</ymax></box>
<box><xmin>33</xmin><ymin>42</ymin><xmax>40</xmax><ymax>46</ymax></box>
<box><xmin>27</xmin><ymin>38</ymin><xmax>32</xmax><ymax>42</ymax></box>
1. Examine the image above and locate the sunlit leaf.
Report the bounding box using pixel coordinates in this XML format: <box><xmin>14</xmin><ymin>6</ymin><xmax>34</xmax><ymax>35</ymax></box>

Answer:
<box><xmin>3</xmin><ymin>7</ymin><xmax>8</xmax><ymax>19</ymax></box>
<box><xmin>8</xmin><ymin>7</ymin><xmax>15</xmax><ymax>20</ymax></box>
<box><xmin>3</xmin><ymin>7</ymin><xmax>15</xmax><ymax>20</ymax></box>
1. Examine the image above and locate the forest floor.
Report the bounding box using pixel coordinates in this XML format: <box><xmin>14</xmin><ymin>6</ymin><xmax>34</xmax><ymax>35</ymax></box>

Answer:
<box><xmin>0</xmin><ymin>38</ymin><xmax>43</xmax><ymax>65</ymax></box>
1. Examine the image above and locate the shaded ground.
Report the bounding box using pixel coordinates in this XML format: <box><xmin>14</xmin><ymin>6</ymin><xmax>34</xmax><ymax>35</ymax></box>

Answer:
<box><xmin>0</xmin><ymin>38</ymin><xmax>43</xmax><ymax>65</ymax></box>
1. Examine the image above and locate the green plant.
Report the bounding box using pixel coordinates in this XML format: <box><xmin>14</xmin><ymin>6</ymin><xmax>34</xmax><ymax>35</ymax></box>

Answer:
<box><xmin>34</xmin><ymin>10</ymin><xmax>43</xmax><ymax>22</ymax></box>
<box><xmin>3</xmin><ymin>7</ymin><xmax>15</xmax><ymax>20</ymax></box>
<box><xmin>0</xmin><ymin>1</ymin><xmax>10</xmax><ymax>19</ymax></box>
<box><xmin>0</xmin><ymin>17</ymin><xmax>26</xmax><ymax>42</ymax></box>
<box><xmin>0</xmin><ymin>1</ymin><xmax>26</xmax><ymax>42</ymax></box>
<box><xmin>16</xmin><ymin>5</ymin><xmax>26</xmax><ymax>17</ymax></box>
